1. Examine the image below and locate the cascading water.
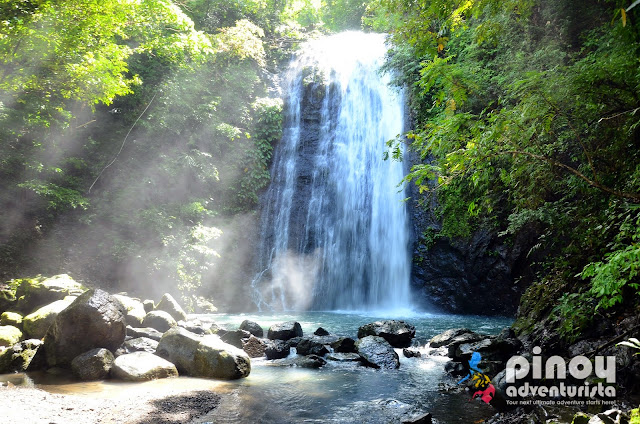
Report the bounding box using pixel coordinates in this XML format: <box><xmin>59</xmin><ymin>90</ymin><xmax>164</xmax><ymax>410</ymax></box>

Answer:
<box><xmin>252</xmin><ymin>32</ymin><xmax>411</xmax><ymax>312</ymax></box>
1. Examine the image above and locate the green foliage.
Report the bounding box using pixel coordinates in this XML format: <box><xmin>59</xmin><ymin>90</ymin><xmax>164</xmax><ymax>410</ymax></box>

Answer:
<box><xmin>17</xmin><ymin>180</ymin><xmax>89</xmax><ymax>211</ymax></box>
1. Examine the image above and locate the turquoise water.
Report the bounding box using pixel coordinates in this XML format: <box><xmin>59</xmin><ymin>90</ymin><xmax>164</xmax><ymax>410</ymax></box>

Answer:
<box><xmin>196</xmin><ymin>311</ymin><xmax>512</xmax><ymax>423</ymax></box>
<box><xmin>9</xmin><ymin>311</ymin><xmax>513</xmax><ymax>423</ymax></box>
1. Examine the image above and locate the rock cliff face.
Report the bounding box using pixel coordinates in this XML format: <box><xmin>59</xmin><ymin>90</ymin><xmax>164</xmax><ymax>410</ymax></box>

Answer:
<box><xmin>406</xmin><ymin>152</ymin><xmax>533</xmax><ymax>316</ymax></box>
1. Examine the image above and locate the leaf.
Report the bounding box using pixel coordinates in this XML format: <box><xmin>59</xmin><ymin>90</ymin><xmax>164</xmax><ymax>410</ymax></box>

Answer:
<box><xmin>628</xmin><ymin>0</ymin><xmax>640</xmax><ymax>12</ymax></box>
<box><xmin>622</xmin><ymin>8</ymin><xmax>627</xmax><ymax>27</ymax></box>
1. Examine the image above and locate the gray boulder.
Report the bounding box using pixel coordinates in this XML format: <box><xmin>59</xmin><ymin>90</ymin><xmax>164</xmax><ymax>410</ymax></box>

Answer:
<box><xmin>193</xmin><ymin>336</ymin><xmax>251</xmax><ymax>379</ymax></box>
<box><xmin>265</xmin><ymin>339</ymin><xmax>291</xmax><ymax>360</ymax></box>
<box><xmin>155</xmin><ymin>293</ymin><xmax>187</xmax><ymax>321</ymax></box>
<box><xmin>356</xmin><ymin>336</ymin><xmax>400</xmax><ymax>369</ymax></box>
<box><xmin>126</xmin><ymin>326</ymin><xmax>163</xmax><ymax>341</ymax></box>
<box><xmin>296</xmin><ymin>336</ymin><xmax>339</xmax><ymax>356</ymax></box>
<box><xmin>331</xmin><ymin>337</ymin><xmax>357</xmax><ymax>353</ymax></box>
<box><xmin>403</xmin><ymin>348</ymin><xmax>422</xmax><ymax>358</ymax></box>
<box><xmin>0</xmin><ymin>339</ymin><xmax>43</xmax><ymax>373</ymax></box>
<box><xmin>142</xmin><ymin>310</ymin><xmax>177</xmax><ymax>333</ymax></box>
<box><xmin>429</xmin><ymin>328</ymin><xmax>476</xmax><ymax>348</ymax></box>
<box><xmin>268</xmin><ymin>321</ymin><xmax>303</xmax><ymax>340</ymax></box>
<box><xmin>239</xmin><ymin>320</ymin><xmax>264</xmax><ymax>338</ymax></box>
<box><xmin>156</xmin><ymin>327</ymin><xmax>250</xmax><ymax>380</ymax></box>
<box><xmin>357</xmin><ymin>320</ymin><xmax>416</xmax><ymax>348</ymax></box>
<box><xmin>43</xmin><ymin>289</ymin><xmax>127</xmax><ymax>368</ymax></box>
<box><xmin>142</xmin><ymin>299</ymin><xmax>154</xmax><ymax>313</ymax></box>
<box><xmin>111</xmin><ymin>351</ymin><xmax>178</xmax><ymax>381</ymax></box>
<box><xmin>123</xmin><ymin>337</ymin><xmax>159</xmax><ymax>354</ymax></box>
<box><xmin>220</xmin><ymin>329</ymin><xmax>251</xmax><ymax>349</ymax></box>
<box><xmin>22</xmin><ymin>297</ymin><xmax>76</xmax><ymax>339</ymax></box>
<box><xmin>71</xmin><ymin>348</ymin><xmax>115</xmax><ymax>381</ymax></box>
<box><xmin>112</xmin><ymin>294</ymin><xmax>146</xmax><ymax>327</ymax></box>
<box><xmin>156</xmin><ymin>327</ymin><xmax>202</xmax><ymax>374</ymax></box>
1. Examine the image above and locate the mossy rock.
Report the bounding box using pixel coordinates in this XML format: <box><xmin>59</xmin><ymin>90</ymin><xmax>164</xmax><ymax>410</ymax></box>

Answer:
<box><xmin>14</xmin><ymin>274</ymin><xmax>85</xmax><ymax>314</ymax></box>
<box><xmin>0</xmin><ymin>311</ymin><xmax>23</xmax><ymax>328</ymax></box>
<box><xmin>0</xmin><ymin>339</ymin><xmax>43</xmax><ymax>373</ymax></box>
<box><xmin>0</xmin><ymin>325</ymin><xmax>22</xmax><ymax>348</ymax></box>
<box><xmin>630</xmin><ymin>408</ymin><xmax>640</xmax><ymax>424</ymax></box>
<box><xmin>23</xmin><ymin>297</ymin><xmax>76</xmax><ymax>339</ymax></box>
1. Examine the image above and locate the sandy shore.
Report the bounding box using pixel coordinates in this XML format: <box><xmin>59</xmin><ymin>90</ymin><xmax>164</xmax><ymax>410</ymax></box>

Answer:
<box><xmin>0</xmin><ymin>382</ymin><xmax>223</xmax><ymax>424</ymax></box>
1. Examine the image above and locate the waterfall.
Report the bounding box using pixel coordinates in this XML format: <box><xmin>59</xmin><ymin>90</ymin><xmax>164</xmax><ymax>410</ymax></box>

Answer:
<box><xmin>252</xmin><ymin>32</ymin><xmax>411</xmax><ymax>312</ymax></box>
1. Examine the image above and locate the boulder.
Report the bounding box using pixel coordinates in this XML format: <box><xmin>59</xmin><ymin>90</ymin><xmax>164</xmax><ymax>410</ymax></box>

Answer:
<box><xmin>142</xmin><ymin>310</ymin><xmax>177</xmax><ymax>333</ymax></box>
<box><xmin>23</xmin><ymin>297</ymin><xmax>76</xmax><ymax>339</ymax></box>
<box><xmin>155</xmin><ymin>293</ymin><xmax>187</xmax><ymax>321</ymax></box>
<box><xmin>43</xmin><ymin>289</ymin><xmax>127</xmax><ymax>368</ymax></box>
<box><xmin>178</xmin><ymin>319</ymin><xmax>214</xmax><ymax>335</ymax></box>
<box><xmin>356</xmin><ymin>336</ymin><xmax>400</xmax><ymax>369</ymax></box>
<box><xmin>156</xmin><ymin>327</ymin><xmax>251</xmax><ymax>379</ymax></box>
<box><xmin>357</xmin><ymin>320</ymin><xmax>416</xmax><ymax>348</ymax></box>
<box><xmin>193</xmin><ymin>336</ymin><xmax>251</xmax><ymax>379</ymax></box>
<box><xmin>268</xmin><ymin>321</ymin><xmax>303</xmax><ymax>341</ymax></box>
<box><xmin>0</xmin><ymin>312</ymin><xmax>23</xmax><ymax>328</ymax></box>
<box><xmin>403</xmin><ymin>348</ymin><xmax>422</xmax><ymax>358</ymax></box>
<box><xmin>314</xmin><ymin>327</ymin><xmax>330</xmax><ymax>336</ymax></box>
<box><xmin>156</xmin><ymin>327</ymin><xmax>202</xmax><ymax>374</ymax></box>
<box><xmin>331</xmin><ymin>337</ymin><xmax>357</xmax><ymax>353</ymax></box>
<box><xmin>326</xmin><ymin>352</ymin><xmax>362</xmax><ymax>362</ymax></box>
<box><xmin>451</xmin><ymin>333</ymin><xmax>519</xmax><ymax>364</ymax></box>
<box><xmin>239</xmin><ymin>320</ymin><xmax>264</xmax><ymax>338</ymax></box>
<box><xmin>296</xmin><ymin>336</ymin><xmax>339</xmax><ymax>356</ymax></box>
<box><xmin>123</xmin><ymin>337</ymin><xmax>159</xmax><ymax>354</ymax></box>
<box><xmin>242</xmin><ymin>335</ymin><xmax>267</xmax><ymax>358</ymax></box>
<box><xmin>220</xmin><ymin>329</ymin><xmax>251</xmax><ymax>349</ymax></box>
<box><xmin>0</xmin><ymin>339</ymin><xmax>43</xmax><ymax>373</ymax></box>
<box><xmin>192</xmin><ymin>296</ymin><xmax>218</xmax><ymax>313</ymax></box>
<box><xmin>112</xmin><ymin>294</ymin><xmax>146</xmax><ymax>327</ymax></box>
<box><xmin>429</xmin><ymin>328</ymin><xmax>476</xmax><ymax>348</ymax></box>
<box><xmin>0</xmin><ymin>325</ymin><xmax>22</xmax><ymax>348</ymax></box>
<box><xmin>265</xmin><ymin>339</ymin><xmax>291</xmax><ymax>360</ymax></box>
<box><xmin>142</xmin><ymin>299</ymin><xmax>154</xmax><ymax>313</ymax></box>
<box><xmin>14</xmin><ymin>274</ymin><xmax>85</xmax><ymax>314</ymax></box>
<box><xmin>126</xmin><ymin>326</ymin><xmax>163</xmax><ymax>341</ymax></box>
<box><xmin>111</xmin><ymin>351</ymin><xmax>178</xmax><ymax>381</ymax></box>
<box><xmin>71</xmin><ymin>348</ymin><xmax>115</xmax><ymax>381</ymax></box>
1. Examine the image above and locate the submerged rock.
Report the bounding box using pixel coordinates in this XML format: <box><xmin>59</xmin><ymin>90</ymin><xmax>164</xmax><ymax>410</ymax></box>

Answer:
<box><xmin>0</xmin><ymin>339</ymin><xmax>43</xmax><ymax>373</ymax></box>
<box><xmin>358</xmin><ymin>320</ymin><xmax>416</xmax><ymax>348</ymax></box>
<box><xmin>71</xmin><ymin>348</ymin><xmax>114</xmax><ymax>381</ymax></box>
<box><xmin>314</xmin><ymin>327</ymin><xmax>330</xmax><ymax>336</ymax></box>
<box><xmin>326</xmin><ymin>352</ymin><xmax>362</xmax><ymax>362</ymax></box>
<box><xmin>111</xmin><ymin>351</ymin><xmax>178</xmax><ymax>381</ymax></box>
<box><xmin>268</xmin><ymin>321</ymin><xmax>303</xmax><ymax>341</ymax></box>
<box><xmin>142</xmin><ymin>310</ymin><xmax>177</xmax><ymax>333</ymax></box>
<box><xmin>155</xmin><ymin>293</ymin><xmax>188</xmax><ymax>321</ymax></box>
<box><xmin>356</xmin><ymin>336</ymin><xmax>400</xmax><ymax>369</ymax></box>
<box><xmin>43</xmin><ymin>289</ymin><xmax>127</xmax><ymax>368</ymax></box>
<box><xmin>403</xmin><ymin>348</ymin><xmax>422</xmax><ymax>358</ymax></box>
